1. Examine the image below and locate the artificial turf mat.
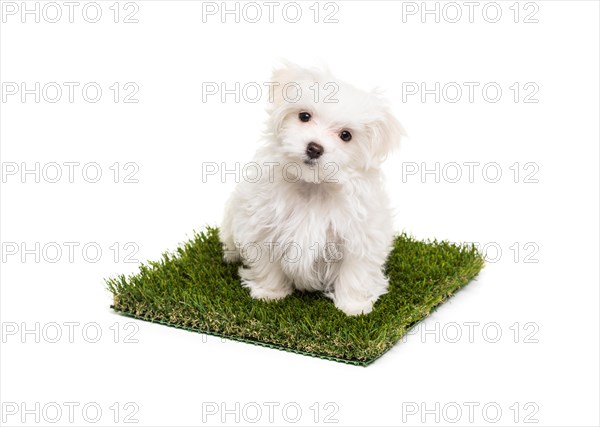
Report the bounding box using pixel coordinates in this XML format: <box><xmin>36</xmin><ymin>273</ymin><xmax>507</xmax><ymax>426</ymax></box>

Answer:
<box><xmin>108</xmin><ymin>227</ymin><xmax>484</xmax><ymax>366</ymax></box>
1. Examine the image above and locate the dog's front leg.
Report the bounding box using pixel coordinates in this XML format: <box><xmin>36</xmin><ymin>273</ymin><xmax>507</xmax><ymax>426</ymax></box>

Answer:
<box><xmin>332</xmin><ymin>254</ymin><xmax>389</xmax><ymax>316</ymax></box>
<box><xmin>238</xmin><ymin>255</ymin><xmax>294</xmax><ymax>301</ymax></box>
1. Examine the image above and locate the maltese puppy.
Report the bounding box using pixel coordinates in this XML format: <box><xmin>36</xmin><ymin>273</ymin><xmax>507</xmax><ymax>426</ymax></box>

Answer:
<box><xmin>220</xmin><ymin>63</ymin><xmax>404</xmax><ymax>316</ymax></box>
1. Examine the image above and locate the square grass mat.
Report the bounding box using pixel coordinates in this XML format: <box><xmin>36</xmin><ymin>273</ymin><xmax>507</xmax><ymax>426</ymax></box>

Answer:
<box><xmin>108</xmin><ymin>227</ymin><xmax>484</xmax><ymax>366</ymax></box>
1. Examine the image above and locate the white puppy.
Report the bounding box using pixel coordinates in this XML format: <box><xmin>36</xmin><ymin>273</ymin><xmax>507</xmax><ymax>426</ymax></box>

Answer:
<box><xmin>220</xmin><ymin>63</ymin><xmax>404</xmax><ymax>315</ymax></box>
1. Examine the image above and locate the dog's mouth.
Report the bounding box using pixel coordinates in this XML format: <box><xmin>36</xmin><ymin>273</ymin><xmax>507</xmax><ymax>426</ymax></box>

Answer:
<box><xmin>303</xmin><ymin>158</ymin><xmax>317</xmax><ymax>166</ymax></box>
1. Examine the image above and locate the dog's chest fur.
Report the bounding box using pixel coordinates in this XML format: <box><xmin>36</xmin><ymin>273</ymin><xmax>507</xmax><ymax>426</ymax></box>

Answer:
<box><xmin>251</xmin><ymin>181</ymin><xmax>351</xmax><ymax>292</ymax></box>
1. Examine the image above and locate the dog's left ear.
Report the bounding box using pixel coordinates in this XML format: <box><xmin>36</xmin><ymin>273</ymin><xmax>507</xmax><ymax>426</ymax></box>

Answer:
<box><xmin>367</xmin><ymin>108</ymin><xmax>406</xmax><ymax>165</ymax></box>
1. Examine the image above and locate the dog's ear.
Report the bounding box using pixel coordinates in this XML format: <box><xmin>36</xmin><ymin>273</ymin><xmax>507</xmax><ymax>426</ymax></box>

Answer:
<box><xmin>267</xmin><ymin>62</ymin><xmax>319</xmax><ymax>110</ymax></box>
<box><xmin>366</xmin><ymin>108</ymin><xmax>406</xmax><ymax>167</ymax></box>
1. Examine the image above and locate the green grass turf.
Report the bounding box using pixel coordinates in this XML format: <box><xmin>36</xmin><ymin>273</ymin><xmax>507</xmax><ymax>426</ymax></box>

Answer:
<box><xmin>107</xmin><ymin>227</ymin><xmax>484</xmax><ymax>366</ymax></box>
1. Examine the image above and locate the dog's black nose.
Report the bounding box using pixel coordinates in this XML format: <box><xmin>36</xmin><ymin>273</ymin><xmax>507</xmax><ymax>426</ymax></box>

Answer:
<box><xmin>306</xmin><ymin>142</ymin><xmax>324</xmax><ymax>159</ymax></box>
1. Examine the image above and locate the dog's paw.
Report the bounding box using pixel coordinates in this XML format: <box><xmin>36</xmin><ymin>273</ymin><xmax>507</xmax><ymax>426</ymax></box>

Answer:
<box><xmin>246</xmin><ymin>282</ymin><xmax>293</xmax><ymax>301</ymax></box>
<box><xmin>238</xmin><ymin>265</ymin><xmax>294</xmax><ymax>302</ymax></box>
<box><xmin>334</xmin><ymin>299</ymin><xmax>374</xmax><ymax>316</ymax></box>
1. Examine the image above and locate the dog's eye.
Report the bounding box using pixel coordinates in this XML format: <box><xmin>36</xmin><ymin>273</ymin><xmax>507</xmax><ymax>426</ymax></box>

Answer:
<box><xmin>299</xmin><ymin>112</ymin><xmax>311</xmax><ymax>122</ymax></box>
<box><xmin>339</xmin><ymin>130</ymin><xmax>352</xmax><ymax>142</ymax></box>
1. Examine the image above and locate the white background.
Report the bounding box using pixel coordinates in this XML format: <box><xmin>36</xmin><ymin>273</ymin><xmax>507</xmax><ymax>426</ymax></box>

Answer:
<box><xmin>1</xmin><ymin>1</ymin><xmax>599</xmax><ymax>426</ymax></box>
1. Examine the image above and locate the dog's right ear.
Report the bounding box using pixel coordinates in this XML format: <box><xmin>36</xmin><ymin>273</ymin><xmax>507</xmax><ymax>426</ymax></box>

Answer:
<box><xmin>267</xmin><ymin>62</ymin><xmax>318</xmax><ymax>110</ymax></box>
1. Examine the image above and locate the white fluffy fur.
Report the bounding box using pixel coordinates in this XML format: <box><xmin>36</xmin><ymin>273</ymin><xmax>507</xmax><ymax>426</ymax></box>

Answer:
<box><xmin>220</xmin><ymin>63</ymin><xmax>404</xmax><ymax>316</ymax></box>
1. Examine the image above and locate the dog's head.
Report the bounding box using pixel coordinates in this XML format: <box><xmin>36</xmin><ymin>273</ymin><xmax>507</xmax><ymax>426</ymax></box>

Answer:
<box><xmin>265</xmin><ymin>63</ymin><xmax>404</xmax><ymax>184</ymax></box>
